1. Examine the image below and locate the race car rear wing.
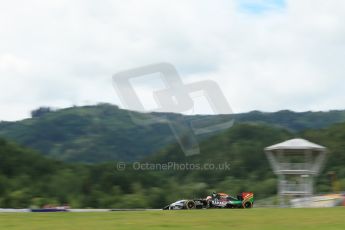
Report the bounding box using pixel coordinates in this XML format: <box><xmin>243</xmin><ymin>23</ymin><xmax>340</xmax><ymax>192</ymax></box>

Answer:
<box><xmin>238</xmin><ymin>192</ymin><xmax>254</xmax><ymax>203</ymax></box>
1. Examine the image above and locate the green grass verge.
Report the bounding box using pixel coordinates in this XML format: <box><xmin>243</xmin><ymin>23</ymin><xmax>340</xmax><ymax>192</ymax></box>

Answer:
<box><xmin>0</xmin><ymin>208</ymin><xmax>344</xmax><ymax>230</ymax></box>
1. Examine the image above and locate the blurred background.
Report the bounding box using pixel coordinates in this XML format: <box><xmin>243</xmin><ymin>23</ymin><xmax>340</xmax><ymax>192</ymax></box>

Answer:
<box><xmin>0</xmin><ymin>0</ymin><xmax>345</xmax><ymax>209</ymax></box>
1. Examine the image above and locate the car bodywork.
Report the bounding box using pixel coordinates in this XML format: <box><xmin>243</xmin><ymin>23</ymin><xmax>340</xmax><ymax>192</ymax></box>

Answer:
<box><xmin>163</xmin><ymin>192</ymin><xmax>254</xmax><ymax>210</ymax></box>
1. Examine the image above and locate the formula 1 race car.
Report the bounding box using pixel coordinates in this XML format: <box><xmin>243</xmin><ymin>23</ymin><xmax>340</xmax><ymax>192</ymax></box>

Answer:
<box><xmin>163</xmin><ymin>192</ymin><xmax>254</xmax><ymax>210</ymax></box>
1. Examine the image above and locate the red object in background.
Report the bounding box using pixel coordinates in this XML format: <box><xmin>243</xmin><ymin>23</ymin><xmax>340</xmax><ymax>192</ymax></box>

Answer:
<box><xmin>342</xmin><ymin>198</ymin><xmax>345</xmax><ymax>206</ymax></box>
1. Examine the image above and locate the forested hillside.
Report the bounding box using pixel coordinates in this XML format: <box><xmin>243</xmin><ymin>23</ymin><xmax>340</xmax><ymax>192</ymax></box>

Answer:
<box><xmin>1</xmin><ymin>104</ymin><xmax>345</xmax><ymax>163</ymax></box>
<box><xmin>1</xmin><ymin>121</ymin><xmax>344</xmax><ymax>209</ymax></box>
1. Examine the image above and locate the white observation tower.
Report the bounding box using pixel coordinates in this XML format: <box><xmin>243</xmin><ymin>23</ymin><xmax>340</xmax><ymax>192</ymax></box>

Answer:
<box><xmin>264</xmin><ymin>138</ymin><xmax>328</xmax><ymax>207</ymax></box>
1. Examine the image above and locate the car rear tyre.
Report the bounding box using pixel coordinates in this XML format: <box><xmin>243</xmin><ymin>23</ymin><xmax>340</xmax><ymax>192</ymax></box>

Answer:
<box><xmin>243</xmin><ymin>202</ymin><xmax>252</xmax><ymax>209</ymax></box>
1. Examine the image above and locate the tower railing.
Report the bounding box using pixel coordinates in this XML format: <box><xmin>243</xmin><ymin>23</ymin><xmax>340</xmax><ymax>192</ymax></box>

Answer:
<box><xmin>278</xmin><ymin>163</ymin><xmax>310</xmax><ymax>171</ymax></box>
<box><xmin>280</xmin><ymin>182</ymin><xmax>312</xmax><ymax>194</ymax></box>
<box><xmin>275</xmin><ymin>163</ymin><xmax>318</xmax><ymax>175</ymax></box>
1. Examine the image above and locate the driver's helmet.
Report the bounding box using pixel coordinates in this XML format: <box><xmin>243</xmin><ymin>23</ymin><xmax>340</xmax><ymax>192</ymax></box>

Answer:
<box><xmin>211</xmin><ymin>192</ymin><xmax>217</xmax><ymax>198</ymax></box>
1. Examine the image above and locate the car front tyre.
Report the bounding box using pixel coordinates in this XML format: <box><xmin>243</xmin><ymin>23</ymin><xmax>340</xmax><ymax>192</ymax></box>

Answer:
<box><xmin>185</xmin><ymin>200</ymin><xmax>196</xmax><ymax>209</ymax></box>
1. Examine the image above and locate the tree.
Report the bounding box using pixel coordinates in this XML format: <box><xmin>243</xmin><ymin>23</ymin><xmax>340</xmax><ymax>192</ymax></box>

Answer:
<box><xmin>31</xmin><ymin>107</ymin><xmax>53</xmax><ymax>118</ymax></box>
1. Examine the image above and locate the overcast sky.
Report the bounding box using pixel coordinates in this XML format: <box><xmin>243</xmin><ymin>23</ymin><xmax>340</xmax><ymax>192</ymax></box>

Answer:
<box><xmin>1</xmin><ymin>0</ymin><xmax>345</xmax><ymax>121</ymax></box>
